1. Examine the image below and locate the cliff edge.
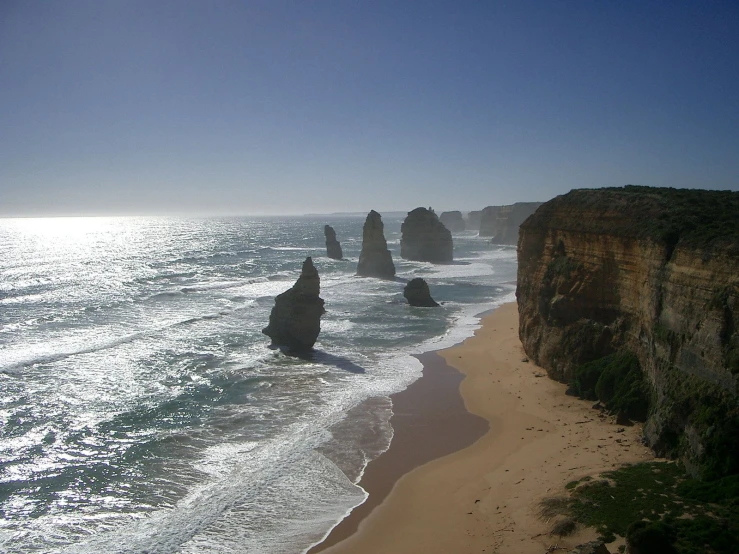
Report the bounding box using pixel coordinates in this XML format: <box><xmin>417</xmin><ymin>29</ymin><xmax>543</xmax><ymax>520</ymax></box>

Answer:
<box><xmin>517</xmin><ymin>186</ymin><xmax>739</xmax><ymax>478</ymax></box>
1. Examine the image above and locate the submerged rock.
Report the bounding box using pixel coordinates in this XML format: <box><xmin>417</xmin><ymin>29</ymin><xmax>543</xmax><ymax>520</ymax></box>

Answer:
<box><xmin>400</xmin><ymin>207</ymin><xmax>453</xmax><ymax>263</ymax></box>
<box><xmin>357</xmin><ymin>210</ymin><xmax>396</xmax><ymax>279</ymax></box>
<box><xmin>324</xmin><ymin>225</ymin><xmax>343</xmax><ymax>259</ymax></box>
<box><xmin>439</xmin><ymin>211</ymin><xmax>465</xmax><ymax>232</ymax></box>
<box><xmin>403</xmin><ymin>278</ymin><xmax>439</xmax><ymax>307</ymax></box>
<box><xmin>263</xmin><ymin>257</ymin><xmax>325</xmax><ymax>352</ymax></box>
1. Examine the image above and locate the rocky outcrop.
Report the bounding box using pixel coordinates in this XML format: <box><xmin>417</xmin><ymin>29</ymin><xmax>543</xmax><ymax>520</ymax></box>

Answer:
<box><xmin>403</xmin><ymin>278</ymin><xmax>439</xmax><ymax>307</ymax></box>
<box><xmin>439</xmin><ymin>211</ymin><xmax>465</xmax><ymax>232</ymax></box>
<box><xmin>324</xmin><ymin>225</ymin><xmax>343</xmax><ymax>259</ymax></box>
<box><xmin>357</xmin><ymin>210</ymin><xmax>396</xmax><ymax>279</ymax></box>
<box><xmin>263</xmin><ymin>257</ymin><xmax>325</xmax><ymax>352</ymax></box>
<box><xmin>466</xmin><ymin>210</ymin><xmax>482</xmax><ymax>232</ymax></box>
<box><xmin>400</xmin><ymin>207</ymin><xmax>453</xmax><ymax>263</ymax></box>
<box><xmin>480</xmin><ymin>202</ymin><xmax>542</xmax><ymax>244</ymax></box>
<box><xmin>517</xmin><ymin>186</ymin><xmax>739</xmax><ymax>477</ymax></box>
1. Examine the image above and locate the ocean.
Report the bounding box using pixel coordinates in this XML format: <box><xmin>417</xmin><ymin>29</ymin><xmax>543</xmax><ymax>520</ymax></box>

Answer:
<box><xmin>0</xmin><ymin>215</ymin><xmax>517</xmax><ymax>553</ymax></box>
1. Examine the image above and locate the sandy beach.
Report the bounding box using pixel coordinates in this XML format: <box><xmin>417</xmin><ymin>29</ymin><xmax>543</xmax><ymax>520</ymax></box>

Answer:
<box><xmin>314</xmin><ymin>302</ymin><xmax>654</xmax><ymax>553</ymax></box>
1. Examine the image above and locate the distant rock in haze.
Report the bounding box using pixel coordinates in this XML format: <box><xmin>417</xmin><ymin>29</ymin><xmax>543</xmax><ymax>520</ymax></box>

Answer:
<box><xmin>324</xmin><ymin>225</ymin><xmax>343</xmax><ymax>259</ymax></box>
<box><xmin>356</xmin><ymin>210</ymin><xmax>396</xmax><ymax>279</ymax></box>
<box><xmin>403</xmin><ymin>278</ymin><xmax>439</xmax><ymax>307</ymax></box>
<box><xmin>439</xmin><ymin>211</ymin><xmax>465</xmax><ymax>232</ymax></box>
<box><xmin>400</xmin><ymin>207</ymin><xmax>453</xmax><ymax>263</ymax></box>
<box><xmin>263</xmin><ymin>257</ymin><xmax>325</xmax><ymax>352</ymax></box>
<box><xmin>465</xmin><ymin>210</ymin><xmax>482</xmax><ymax>233</ymax></box>
<box><xmin>479</xmin><ymin>202</ymin><xmax>542</xmax><ymax>244</ymax></box>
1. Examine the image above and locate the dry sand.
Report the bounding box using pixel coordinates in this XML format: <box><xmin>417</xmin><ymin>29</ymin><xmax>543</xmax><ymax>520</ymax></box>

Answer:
<box><xmin>314</xmin><ymin>302</ymin><xmax>654</xmax><ymax>554</ymax></box>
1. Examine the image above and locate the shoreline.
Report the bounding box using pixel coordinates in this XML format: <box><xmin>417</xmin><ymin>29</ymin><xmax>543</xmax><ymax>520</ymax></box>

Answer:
<box><xmin>308</xmin><ymin>351</ymin><xmax>489</xmax><ymax>552</ymax></box>
<box><xmin>311</xmin><ymin>302</ymin><xmax>654</xmax><ymax>553</ymax></box>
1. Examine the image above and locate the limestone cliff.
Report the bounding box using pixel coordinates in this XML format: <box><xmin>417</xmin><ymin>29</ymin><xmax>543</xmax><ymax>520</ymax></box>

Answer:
<box><xmin>440</xmin><ymin>211</ymin><xmax>465</xmax><ymax>232</ymax></box>
<box><xmin>400</xmin><ymin>207</ymin><xmax>453</xmax><ymax>263</ymax></box>
<box><xmin>263</xmin><ymin>257</ymin><xmax>325</xmax><ymax>352</ymax></box>
<box><xmin>324</xmin><ymin>225</ymin><xmax>343</xmax><ymax>259</ymax></box>
<box><xmin>357</xmin><ymin>210</ymin><xmax>396</xmax><ymax>279</ymax></box>
<box><xmin>480</xmin><ymin>202</ymin><xmax>542</xmax><ymax>244</ymax></box>
<box><xmin>517</xmin><ymin>186</ymin><xmax>739</xmax><ymax>477</ymax></box>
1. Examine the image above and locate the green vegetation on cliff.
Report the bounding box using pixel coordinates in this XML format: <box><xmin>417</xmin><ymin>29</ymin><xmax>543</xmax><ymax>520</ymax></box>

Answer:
<box><xmin>528</xmin><ymin>185</ymin><xmax>739</xmax><ymax>253</ymax></box>
<box><xmin>570</xmin><ymin>352</ymin><xmax>650</xmax><ymax>421</ymax></box>
<box><xmin>552</xmin><ymin>462</ymin><xmax>739</xmax><ymax>553</ymax></box>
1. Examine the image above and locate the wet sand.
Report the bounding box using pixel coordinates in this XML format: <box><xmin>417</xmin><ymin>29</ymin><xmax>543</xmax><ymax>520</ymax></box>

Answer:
<box><xmin>312</xmin><ymin>302</ymin><xmax>653</xmax><ymax>553</ymax></box>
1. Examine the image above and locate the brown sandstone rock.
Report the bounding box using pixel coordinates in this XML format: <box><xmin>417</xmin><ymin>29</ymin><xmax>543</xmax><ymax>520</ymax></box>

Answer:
<box><xmin>324</xmin><ymin>225</ymin><xmax>343</xmax><ymax>259</ymax></box>
<box><xmin>439</xmin><ymin>210</ymin><xmax>465</xmax><ymax>232</ymax></box>
<box><xmin>400</xmin><ymin>207</ymin><xmax>453</xmax><ymax>263</ymax></box>
<box><xmin>403</xmin><ymin>278</ymin><xmax>439</xmax><ymax>307</ymax></box>
<box><xmin>357</xmin><ymin>210</ymin><xmax>396</xmax><ymax>279</ymax></box>
<box><xmin>263</xmin><ymin>257</ymin><xmax>325</xmax><ymax>352</ymax></box>
<box><xmin>479</xmin><ymin>202</ymin><xmax>542</xmax><ymax>244</ymax></box>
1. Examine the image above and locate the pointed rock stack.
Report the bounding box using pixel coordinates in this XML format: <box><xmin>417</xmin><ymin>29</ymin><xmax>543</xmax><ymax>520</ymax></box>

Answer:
<box><xmin>263</xmin><ymin>257</ymin><xmax>325</xmax><ymax>352</ymax></box>
<box><xmin>400</xmin><ymin>207</ymin><xmax>453</xmax><ymax>263</ymax></box>
<box><xmin>356</xmin><ymin>210</ymin><xmax>396</xmax><ymax>279</ymax></box>
<box><xmin>403</xmin><ymin>278</ymin><xmax>439</xmax><ymax>307</ymax></box>
<box><xmin>324</xmin><ymin>225</ymin><xmax>343</xmax><ymax>259</ymax></box>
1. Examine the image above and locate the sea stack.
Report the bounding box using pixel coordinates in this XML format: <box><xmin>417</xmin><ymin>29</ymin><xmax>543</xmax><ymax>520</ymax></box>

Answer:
<box><xmin>324</xmin><ymin>225</ymin><xmax>343</xmax><ymax>259</ymax></box>
<box><xmin>356</xmin><ymin>210</ymin><xmax>396</xmax><ymax>279</ymax></box>
<box><xmin>400</xmin><ymin>207</ymin><xmax>453</xmax><ymax>263</ymax></box>
<box><xmin>439</xmin><ymin>211</ymin><xmax>465</xmax><ymax>232</ymax></box>
<box><xmin>403</xmin><ymin>278</ymin><xmax>439</xmax><ymax>307</ymax></box>
<box><xmin>262</xmin><ymin>257</ymin><xmax>325</xmax><ymax>352</ymax></box>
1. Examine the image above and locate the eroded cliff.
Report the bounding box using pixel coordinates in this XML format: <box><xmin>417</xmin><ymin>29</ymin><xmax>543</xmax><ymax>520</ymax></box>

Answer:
<box><xmin>480</xmin><ymin>202</ymin><xmax>542</xmax><ymax>244</ymax></box>
<box><xmin>517</xmin><ymin>186</ymin><xmax>739</xmax><ymax>477</ymax></box>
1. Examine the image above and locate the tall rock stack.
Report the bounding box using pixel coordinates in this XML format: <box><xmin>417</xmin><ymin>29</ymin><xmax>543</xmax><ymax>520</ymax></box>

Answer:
<box><xmin>324</xmin><ymin>225</ymin><xmax>343</xmax><ymax>259</ymax></box>
<box><xmin>263</xmin><ymin>257</ymin><xmax>325</xmax><ymax>352</ymax></box>
<box><xmin>356</xmin><ymin>210</ymin><xmax>396</xmax><ymax>279</ymax></box>
<box><xmin>400</xmin><ymin>207</ymin><xmax>453</xmax><ymax>263</ymax></box>
<box><xmin>439</xmin><ymin>211</ymin><xmax>465</xmax><ymax>232</ymax></box>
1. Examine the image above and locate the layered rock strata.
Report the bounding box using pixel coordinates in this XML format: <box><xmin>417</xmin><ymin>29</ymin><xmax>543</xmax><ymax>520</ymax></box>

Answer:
<box><xmin>480</xmin><ymin>202</ymin><xmax>542</xmax><ymax>244</ymax></box>
<box><xmin>263</xmin><ymin>257</ymin><xmax>325</xmax><ymax>352</ymax></box>
<box><xmin>403</xmin><ymin>278</ymin><xmax>439</xmax><ymax>307</ymax></box>
<box><xmin>439</xmin><ymin>211</ymin><xmax>465</xmax><ymax>232</ymax></box>
<box><xmin>400</xmin><ymin>207</ymin><xmax>453</xmax><ymax>263</ymax></box>
<box><xmin>324</xmin><ymin>225</ymin><xmax>343</xmax><ymax>259</ymax></box>
<box><xmin>357</xmin><ymin>210</ymin><xmax>396</xmax><ymax>279</ymax></box>
<box><xmin>517</xmin><ymin>186</ymin><xmax>739</xmax><ymax>476</ymax></box>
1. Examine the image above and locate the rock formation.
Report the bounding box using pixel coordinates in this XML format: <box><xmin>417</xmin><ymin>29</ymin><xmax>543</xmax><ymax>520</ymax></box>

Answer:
<box><xmin>400</xmin><ymin>207</ymin><xmax>453</xmax><ymax>263</ymax></box>
<box><xmin>324</xmin><ymin>225</ymin><xmax>343</xmax><ymax>259</ymax></box>
<box><xmin>479</xmin><ymin>202</ymin><xmax>542</xmax><ymax>244</ymax></box>
<box><xmin>263</xmin><ymin>257</ymin><xmax>325</xmax><ymax>352</ymax></box>
<box><xmin>356</xmin><ymin>210</ymin><xmax>396</xmax><ymax>279</ymax></box>
<box><xmin>516</xmin><ymin>186</ymin><xmax>739</xmax><ymax>477</ymax></box>
<box><xmin>439</xmin><ymin>211</ymin><xmax>465</xmax><ymax>232</ymax></box>
<box><xmin>403</xmin><ymin>278</ymin><xmax>439</xmax><ymax>307</ymax></box>
<box><xmin>466</xmin><ymin>210</ymin><xmax>482</xmax><ymax>233</ymax></box>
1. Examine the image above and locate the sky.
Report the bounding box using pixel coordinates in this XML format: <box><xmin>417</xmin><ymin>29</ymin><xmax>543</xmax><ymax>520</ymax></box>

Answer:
<box><xmin>1</xmin><ymin>1</ymin><xmax>738</xmax><ymax>217</ymax></box>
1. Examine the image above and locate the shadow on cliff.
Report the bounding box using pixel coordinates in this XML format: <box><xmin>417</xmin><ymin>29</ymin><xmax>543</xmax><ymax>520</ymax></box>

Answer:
<box><xmin>298</xmin><ymin>349</ymin><xmax>366</xmax><ymax>374</ymax></box>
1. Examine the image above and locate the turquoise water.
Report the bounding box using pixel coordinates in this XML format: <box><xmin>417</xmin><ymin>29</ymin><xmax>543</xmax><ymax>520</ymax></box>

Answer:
<box><xmin>0</xmin><ymin>215</ymin><xmax>516</xmax><ymax>553</ymax></box>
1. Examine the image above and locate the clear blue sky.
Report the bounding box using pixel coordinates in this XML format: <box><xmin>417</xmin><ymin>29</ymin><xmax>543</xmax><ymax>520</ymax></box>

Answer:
<box><xmin>1</xmin><ymin>1</ymin><xmax>738</xmax><ymax>216</ymax></box>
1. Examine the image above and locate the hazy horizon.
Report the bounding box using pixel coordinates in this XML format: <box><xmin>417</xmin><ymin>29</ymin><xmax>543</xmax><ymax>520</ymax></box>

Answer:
<box><xmin>2</xmin><ymin>1</ymin><xmax>738</xmax><ymax>218</ymax></box>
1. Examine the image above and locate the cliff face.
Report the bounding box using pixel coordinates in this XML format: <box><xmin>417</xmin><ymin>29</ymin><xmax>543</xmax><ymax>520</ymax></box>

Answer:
<box><xmin>480</xmin><ymin>202</ymin><xmax>542</xmax><ymax>243</ymax></box>
<box><xmin>517</xmin><ymin>187</ymin><xmax>739</xmax><ymax>477</ymax></box>
<box><xmin>400</xmin><ymin>207</ymin><xmax>453</xmax><ymax>263</ymax></box>
<box><xmin>357</xmin><ymin>210</ymin><xmax>396</xmax><ymax>279</ymax></box>
<box><xmin>466</xmin><ymin>210</ymin><xmax>482</xmax><ymax>232</ymax></box>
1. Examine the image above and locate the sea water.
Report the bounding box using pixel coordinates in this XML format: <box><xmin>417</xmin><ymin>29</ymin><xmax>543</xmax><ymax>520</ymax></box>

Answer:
<box><xmin>0</xmin><ymin>215</ymin><xmax>517</xmax><ymax>553</ymax></box>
